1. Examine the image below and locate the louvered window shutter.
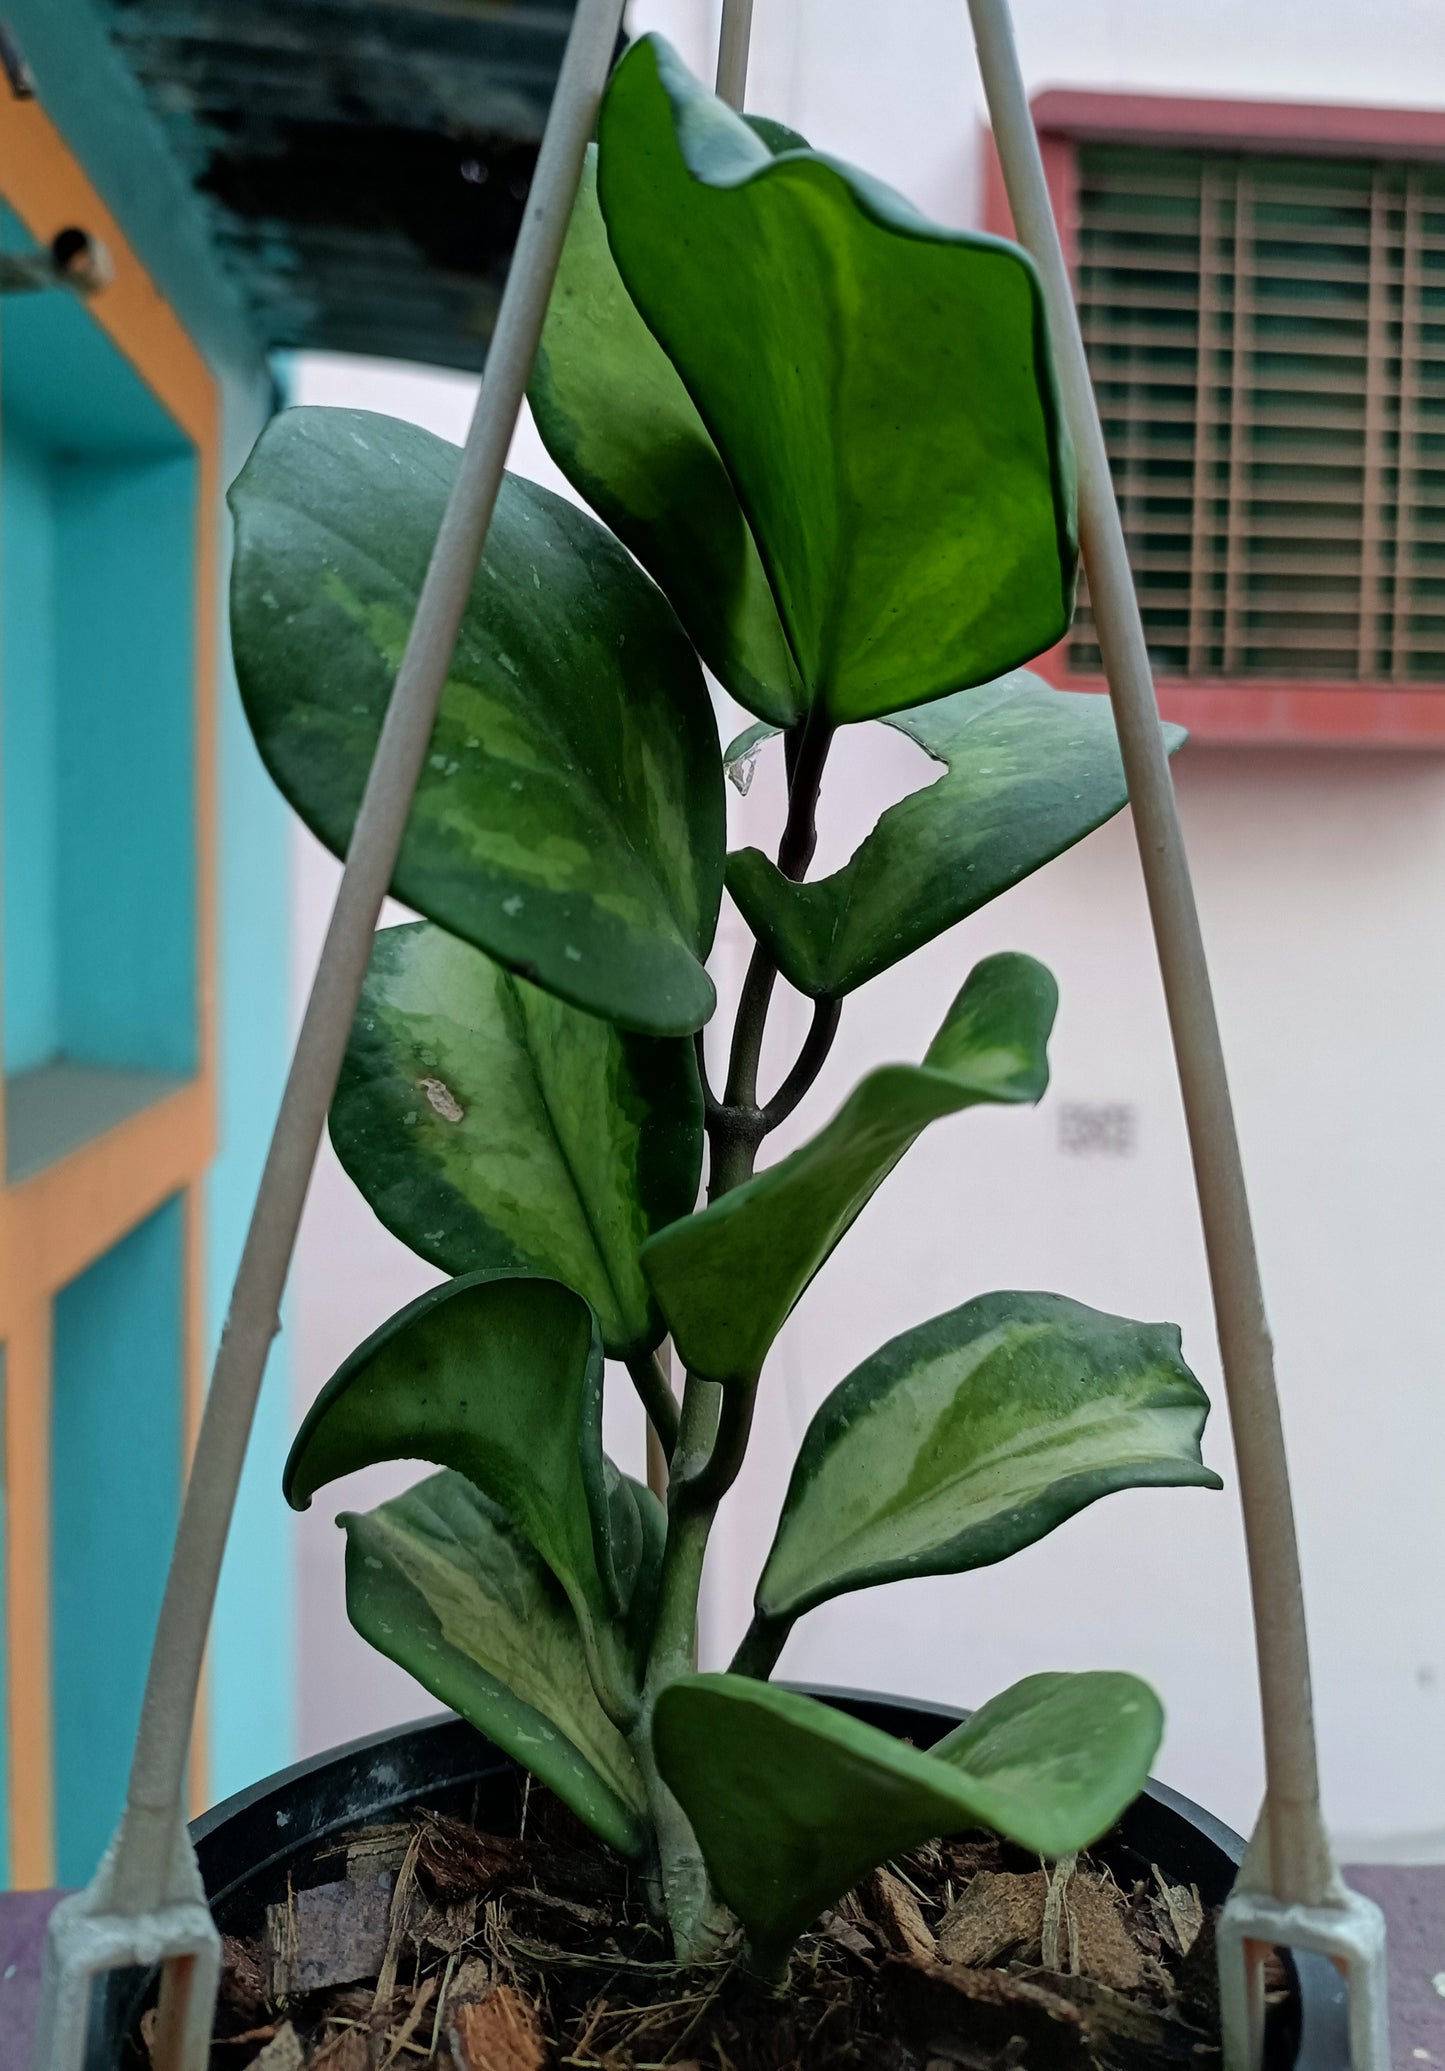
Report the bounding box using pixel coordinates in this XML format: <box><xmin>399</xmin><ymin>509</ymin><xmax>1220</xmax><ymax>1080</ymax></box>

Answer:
<box><xmin>1072</xmin><ymin>144</ymin><xmax>1445</xmax><ymax>683</ymax></box>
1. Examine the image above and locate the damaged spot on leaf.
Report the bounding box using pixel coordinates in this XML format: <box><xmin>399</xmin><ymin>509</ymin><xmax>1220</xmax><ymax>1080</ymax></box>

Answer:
<box><xmin>419</xmin><ymin>1076</ymin><xmax>465</xmax><ymax>1123</ymax></box>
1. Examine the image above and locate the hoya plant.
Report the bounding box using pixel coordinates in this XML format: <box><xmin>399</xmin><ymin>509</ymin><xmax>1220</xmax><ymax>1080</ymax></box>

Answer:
<box><xmin>231</xmin><ymin>37</ymin><xmax>1220</xmax><ymax>1970</ymax></box>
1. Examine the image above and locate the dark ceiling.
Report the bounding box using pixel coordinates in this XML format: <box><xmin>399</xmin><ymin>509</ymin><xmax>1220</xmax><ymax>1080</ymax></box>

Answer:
<box><xmin>95</xmin><ymin>0</ymin><xmax>589</xmax><ymax>370</ymax></box>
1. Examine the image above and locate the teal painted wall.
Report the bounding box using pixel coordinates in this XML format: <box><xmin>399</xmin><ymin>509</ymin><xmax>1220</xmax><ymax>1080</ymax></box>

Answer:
<box><xmin>54</xmin><ymin>450</ymin><xmax>197</xmax><ymax>1072</ymax></box>
<box><xmin>4</xmin><ymin>0</ymin><xmax>296</xmax><ymax>1809</ymax></box>
<box><xmin>0</xmin><ymin>423</ymin><xmax>58</xmax><ymax>1071</ymax></box>
<box><xmin>1</xmin><ymin>226</ymin><xmax>198</xmax><ymax>1078</ymax></box>
<box><xmin>51</xmin><ymin>1197</ymin><xmax>184</xmax><ymax>1885</ymax></box>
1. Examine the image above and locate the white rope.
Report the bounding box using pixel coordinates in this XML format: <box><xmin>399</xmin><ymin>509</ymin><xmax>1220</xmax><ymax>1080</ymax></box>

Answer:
<box><xmin>109</xmin><ymin>0</ymin><xmax>629</xmax><ymax>1908</ymax></box>
<box><xmin>965</xmin><ymin>0</ymin><xmax>1334</xmax><ymax>1907</ymax></box>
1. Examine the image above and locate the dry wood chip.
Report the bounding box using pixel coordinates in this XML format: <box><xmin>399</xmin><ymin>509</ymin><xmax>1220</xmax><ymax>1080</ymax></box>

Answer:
<box><xmin>418</xmin><ymin>1813</ymin><xmax>524</xmax><ymax>1901</ymax></box>
<box><xmin>446</xmin><ymin>1955</ymin><xmax>497</xmax><ymax>2006</ymax></box>
<box><xmin>1041</xmin><ymin>1854</ymin><xmax>1077</xmax><ymax>1974</ymax></box>
<box><xmin>1030</xmin><ymin>1971</ymin><xmax>1211</xmax><ymax>2069</ymax></box>
<box><xmin>449</xmin><ymin>1983</ymin><xmax>549</xmax><ymax>2071</ymax></box>
<box><xmin>934</xmin><ymin>1870</ymin><xmax>1046</xmax><ymax>1969</ymax></box>
<box><xmin>866</xmin><ymin>1867</ymin><xmax>936</xmax><ymax>1962</ymax></box>
<box><xmin>342</xmin><ymin>1824</ymin><xmax>413</xmax><ymax>1883</ymax></box>
<box><xmin>1065</xmin><ymin>1872</ymin><xmax>1146</xmax><ymax>1993</ymax></box>
<box><xmin>411</xmin><ymin>1892</ymin><xmax>478</xmax><ymax>1957</ymax></box>
<box><xmin>266</xmin><ymin>1874</ymin><xmax>397</xmax><ymax>1998</ymax></box>
<box><xmin>247</xmin><ymin>2021</ymin><xmax>305</xmax><ymax>2071</ymax></box>
<box><xmin>373</xmin><ymin>1832</ymin><xmax>425</xmax><ymax>2012</ymax></box>
<box><xmin>306</xmin><ymin>2029</ymin><xmax>370</xmax><ymax>2071</ymax></box>
<box><xmin>220</xmin><ymin>1935</ymin><xmax>271</xmax><ymax>2025</ymax></box>
<box><xmin>819</xmin><ymin>1908</ymin><xmax>878</xmax><ymax>1962</ymax></box>
<box><xmin>513</xmin><ymin>1885</ymin><xmax>612</xmax><ymax>1931</ymax></box>
<box><xmin>882</xmin><ymin>1953</ymin><xmax>1089</xmax><ymax>2069</ymax></box>
<box><xmin>1149</xmin><ymin>1865</ymin><xmax>1205</xmax><ymax>1957</ymax></box>
<box><xmin>376</xmin><ymin>1974</ymin><xmax>437</xmax><ymax>2071</ymax></box>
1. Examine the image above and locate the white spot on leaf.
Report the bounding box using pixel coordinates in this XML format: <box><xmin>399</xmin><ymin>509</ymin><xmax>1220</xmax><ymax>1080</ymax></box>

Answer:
<box><xmin>420</xmin><ymin>1076</ymin><xmax>465</xmax><ymax>1123</ymax></box>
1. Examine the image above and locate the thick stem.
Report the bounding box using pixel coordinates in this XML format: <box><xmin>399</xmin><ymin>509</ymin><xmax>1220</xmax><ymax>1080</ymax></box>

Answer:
<box><xmin>626</xmin><ymin>1347</ymin><xmax>680</xmax><ymax>1461</ymax></box>
<box><xmin>729</xmin><ymin>1610</ymin><xmax>790</xmax><ymax>1682</ymax></box>
<box><xmin>638</xmin><ymin>707</ymin><xmax>835</xmax><ymax>1950</ymax></box>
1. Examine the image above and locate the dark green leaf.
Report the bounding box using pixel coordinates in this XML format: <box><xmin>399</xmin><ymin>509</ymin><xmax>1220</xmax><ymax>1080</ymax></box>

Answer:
<box><xmin>230</xmin><ymin>406</ymin><xmax>723</xmax><ymax>1035</ymax></box>
<box><xmin>597</xmin><ymin>37</ymin><xmax>1077</xmax><ymax>726</ymax></box>
<box><xmin>755</xmin><ymin>1290</ymin><xmax>1221</xmax><ymax>1633</ymax></box>
<box><xmin>530</xmin><ymin>150</ymin><xmax>803</xmax><ymax>725</ymax></box>
<box><xmin>344</xmin><ymin>1471</ymin><xmax>647</xmax><ymax>1855</ymax></box>
<box><xmin>330</xmin><ymin>921</ymin><xmax>703</xmax><ymax>1357</ymax></box>
<box><xmin>640</xmin><ymin>955</ymin><xmax>1056</xmax><ymax>1385</ymax></box>
<box><xmin>728</xmin><ymin>675</ymin><xmax>1186</xmax><ymax>997</ymax></box>
<box><xmin>653</xmin><ymin>1672</ymin><xmax>1162</xmax><ymax>1970</ymax></box>
<box><xmin>285</xmin><ymin>1271</ymin><xmax>631</xmax><ymax>1697</ymax></box>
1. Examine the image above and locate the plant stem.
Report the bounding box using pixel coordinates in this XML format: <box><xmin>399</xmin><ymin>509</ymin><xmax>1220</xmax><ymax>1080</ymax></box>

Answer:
<box><xmin>625</xmin><ymin>1348</ymin><xmax>681</xmax><ymax>1460</ymax></box>
<box><xmin>636</xmin><ymin>704</ymin><xmax>836</xmax><ymax>1956</ymax></box>
<box><xmin>729</xmin><ymin>1610</ymin><xmax>790</xmax><ymax>1682</ymax></box>
<box><xmin>761</xmin><ymin>995</ymin><xmax>842</xmax><ymax>1130</ymax></box>
<box><xmin>722</xmin><ymin>707</ymin><xmax>833</xmax><ymax>1112</ymax></box>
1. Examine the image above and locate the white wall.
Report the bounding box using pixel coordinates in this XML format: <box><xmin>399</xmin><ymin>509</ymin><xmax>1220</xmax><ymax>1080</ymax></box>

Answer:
<box><xmin>285</xmin><ymin>0</ymin><xmax>1445</xmax><ymax>1859</ymax></box>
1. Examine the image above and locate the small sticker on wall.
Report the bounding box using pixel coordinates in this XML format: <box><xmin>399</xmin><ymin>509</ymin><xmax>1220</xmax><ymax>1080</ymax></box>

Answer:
<box><xmin>1058</xmin><ymin>1102</ymin><xmax>1137</xmax><ymax>1157</ymax></box>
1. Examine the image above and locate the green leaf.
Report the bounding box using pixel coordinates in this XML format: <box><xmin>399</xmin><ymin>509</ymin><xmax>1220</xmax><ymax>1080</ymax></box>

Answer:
<box><xmin>597</xmin><ymin>38</ymin><xmax>1077</xmax><ymax>726</ymax></box>
<box><xmin>230</xmin><ymin>405</ymin><xmax>723</xmax><ymax>1036</ymax></box>
<box><xmin>640</xmin><ymin>955</ymin><xmax>1056</xmax><ymax>1385</ymax></box>
<box><xmin>754</xmin><ymin>1290</ymin><xmax>1221</xmax><ymax>1635</ymax></box>
<box><xmin>653</xmin><ymin>1671</ymin><xmax>1163</xmax><ymax>1970</ymax></box>
<box><xmin>530</xmin><ymin>149</ymin><xmax>804</xmax><ymax>726</ymax></box>
<box><xmin>330</xmin><ymin>921</ymin><xmax>703</xmax><ymax>1358</ymax></box>
<box><xmin>285</xmin><ymin>1271</ymin><xmax>631</xmax><ymax>1694</ymax></box>
<box><xmin>728</xmin><ymin>675</ymin><xmax>1187</xmax><ymax>998</ymax></box>
<box><xmin>343</xmin><ymin>1471</ymin><xmax>647</xmax><ymax>1856</ymax></box>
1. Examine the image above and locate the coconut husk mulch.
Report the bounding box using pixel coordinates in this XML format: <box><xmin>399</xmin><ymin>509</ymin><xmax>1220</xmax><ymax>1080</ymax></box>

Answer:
<box><xmin>138</xmin><ymin>1787</ymin><xmax>1289</xmax><ymax>2071</ymax></box>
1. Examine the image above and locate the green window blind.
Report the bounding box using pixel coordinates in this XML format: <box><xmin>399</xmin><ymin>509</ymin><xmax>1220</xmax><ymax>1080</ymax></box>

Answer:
<box><xmin>1073</xmin><ymin>143</ymin><xmax>1445</xmax><ymax>682</ymax></box>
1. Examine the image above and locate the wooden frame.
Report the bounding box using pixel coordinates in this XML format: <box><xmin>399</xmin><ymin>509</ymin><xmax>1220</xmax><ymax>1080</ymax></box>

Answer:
<box><xmin>982</xmin><ymin>89</ymin><xmax>1445</xmax><ymax>748</ymax></box>
<box><xmin>0</xmin><ymin>90</ymin><xmax>219</xmax><ymax>1884</ymax></box>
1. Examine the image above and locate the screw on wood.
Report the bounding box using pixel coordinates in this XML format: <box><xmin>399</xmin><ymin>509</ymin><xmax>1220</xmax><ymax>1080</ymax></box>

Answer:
<box><xmin>962</xmin><ymin>2</ymin><xmax>1388</xmax><ymax>2064</ymax></box>
<box><xmin>31</xmin><ymin>2</ymin><xmax>626</xmax><ymax>2066</ymax></box>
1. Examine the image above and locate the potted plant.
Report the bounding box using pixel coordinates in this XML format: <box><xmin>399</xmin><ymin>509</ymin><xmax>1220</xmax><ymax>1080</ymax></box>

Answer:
<box><xmin>198</xmin><ymin>34</ymin><xmax>1330</xmax><ymax>2067</ymax></box>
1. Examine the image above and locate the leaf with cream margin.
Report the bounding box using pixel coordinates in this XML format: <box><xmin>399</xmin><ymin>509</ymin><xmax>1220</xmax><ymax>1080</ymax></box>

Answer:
<box><xmin>738</xmin><ymin>1290</ymin><xmax>1220</xmax><ymax>1669</ymax></box>
<box><xmin>285</xmin><ymin>1271</ymin><xmax>635</xmax><ymax>1707</ymax></box>
<box><xmin>331</xmin><ymin>921</ymin><xmax>702</xmax><ymax>1357</ymax></box>
<box><xmin>640</xmin><ymin>954</ymin><xmax>1056</xmax><ymax>1385</ymax></box>
<box><xmin>652</xmin><ymin>1672</ymin><xmax>1163</xmax><ymax>1971</ymax></box>
<box><xmin>344</xmin><ymin>1471</ymin><xmax>647</xmax><ymax>1855</ymax></box>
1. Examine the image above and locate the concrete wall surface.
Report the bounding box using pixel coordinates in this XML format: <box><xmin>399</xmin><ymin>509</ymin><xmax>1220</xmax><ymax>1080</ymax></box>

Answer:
<box><xmin>286</xmin><ymin>0</ymin><xmax>1445</xmax><ymax>1862</ymax></box>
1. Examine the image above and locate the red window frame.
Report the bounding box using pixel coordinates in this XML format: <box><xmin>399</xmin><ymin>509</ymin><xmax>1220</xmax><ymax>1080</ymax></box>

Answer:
<box><xmin>982</xmin><ymin>91</ymin><xmax>1445</xmax><ymax>747</ymax></box>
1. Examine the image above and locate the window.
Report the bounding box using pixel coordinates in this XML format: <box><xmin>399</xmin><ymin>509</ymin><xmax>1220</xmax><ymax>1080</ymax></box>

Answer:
<box><xmin>1075</xmin><ymin>148</ymin><xmax>1445</xmax><ymax>683</ymax></box>
<box><xmin>985</xmin><ymin>93</ymin><xmax>1445</xmax><ymax>744</ymax></box>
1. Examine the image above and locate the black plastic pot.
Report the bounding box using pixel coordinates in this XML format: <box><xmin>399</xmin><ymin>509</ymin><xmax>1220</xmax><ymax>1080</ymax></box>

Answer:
<box><xmin>101</xmin><ymin>1690</ymin><xmax>1350</xmax><ymax>2066</ymax></box>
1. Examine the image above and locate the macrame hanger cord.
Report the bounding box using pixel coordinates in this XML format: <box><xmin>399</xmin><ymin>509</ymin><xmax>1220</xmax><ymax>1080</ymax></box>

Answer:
<box><xmin>35</xmin><ymin>12</ymin><xmax>628</xmax><ymax>2066</ymax></box>
<box><xmin>963</xmin><ymin>0</ymin><xmax>1336</xmax><ymax>1912</ymax></box>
